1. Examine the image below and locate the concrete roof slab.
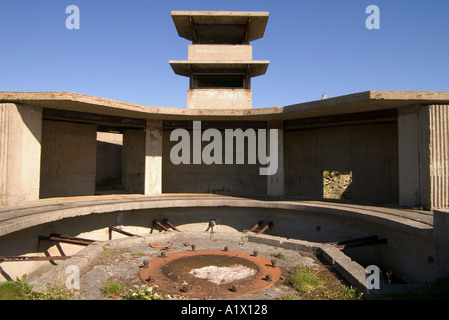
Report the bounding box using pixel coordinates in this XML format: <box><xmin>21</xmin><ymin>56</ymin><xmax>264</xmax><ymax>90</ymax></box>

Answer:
<box><xmin>169</xmin><ymin>60</ymin><xmax>269</xmax><ymax>77</ymax></box>
<box><xmin>171</xmin><ymin>11</ymin><xmax>269</xmax><ymax>43</ymax></box>
<box><xmin>1</xmin><ymin>91</ymin><xmax>449</xmax><ymax>121</ymax></box>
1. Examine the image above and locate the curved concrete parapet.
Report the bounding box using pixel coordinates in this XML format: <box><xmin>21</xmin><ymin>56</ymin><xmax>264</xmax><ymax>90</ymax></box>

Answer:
<box><xmin>0</xmin><ymin>194</ymin><xmax>435</xmax><ymax>284</ymax></box>
<box><xmin>0</xmin><ymin>194</ymin><xmax>433</xmax><ymax>237</ymax></box>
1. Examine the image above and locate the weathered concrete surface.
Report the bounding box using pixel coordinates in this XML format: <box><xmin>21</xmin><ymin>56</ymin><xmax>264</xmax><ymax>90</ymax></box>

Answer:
<box><xmin>162</xmin><ymin>130</ymin><xmax>267</xmax><ymax>195</ymax></box>
<box><xmin>1</xmin><ymin>91</ymin><xmax>449</xmax><ymax>121</ymax></box>
<box><xmin>188</xmin><ymin>45</ymin><xmax>252</xmax><ymax>61</ymax></box>
<box><xmin>429</xmin><ymin>105</ymin><xmax>449</xmax><ymax>209</ymax></box>
<box><xmin>398</xmin><ymin>105</ymin><xmax>449</xmax><ymax>209</ymax></box>
<box><xmin>171</xmin><ymin>11</ymin><xmax>270</xmax><ymax>43</ymax></box>
<box><xmin>398</xmin><ymin>105</ymin><xmax>431</xmax><ymax>208</ymax></box>
<box><xmin>0</xmin><ymin>103</ymin><xmax>42</xmax><ymax>205</ymax></box>
<box><xmin>267</xmin><ymin>121</ymin><xmax>284</xmax><ymax>197</ymax></box>
<box><xmin>285</xmin><ymin>122</ymin><xmax>398</xmax><ymax>204</ymax></box>
<box><xmin>122</xmin><ymin>129</ymin><xmax>145</xmax><ymax>194</ymax></box>
<box><xmin>40</xmin><ymin>120</ymin><xmax>97</xmax><ymax>198</ymax></box>
<box><xmin>0</xmin><ymin>195</ymin><xmax>434</xmax><ymax>283</ymax></box>
<box><xmin>170</xmin><ymin>61</ymin><xmax>269</xmax><ymax>78</ymax></box>
<box><xmin>144</xmin><ymin>120</ymin><xmax>162</xmax><ymax>195</ymax></box>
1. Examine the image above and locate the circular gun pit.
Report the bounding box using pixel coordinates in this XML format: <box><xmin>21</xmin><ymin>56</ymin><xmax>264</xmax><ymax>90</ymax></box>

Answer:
<box><xmin>139</xmin><ymin>249</ymin><xmax>281</xmax><ymax>298</ymax></box>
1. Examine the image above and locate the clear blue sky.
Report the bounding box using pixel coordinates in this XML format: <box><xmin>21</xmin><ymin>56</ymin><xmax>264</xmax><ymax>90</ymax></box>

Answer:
<box><xmin>0</xmin><ymin>0</ymin><xmax>448</xmax><ymax>108</ymax></box>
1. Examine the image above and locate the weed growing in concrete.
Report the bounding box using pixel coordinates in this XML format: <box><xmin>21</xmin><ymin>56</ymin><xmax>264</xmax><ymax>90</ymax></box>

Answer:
<box><xmin>341</xmin><ymin>285</ymin><xmax>363</xmax><ymax>300</ymax></box>
<box><xmin>101</xmin><ymin>279</ymin><xmax>125</xmax><ymax>297</ymax></box>
<box><xmin>290</xmin><ymin>267</ymin><xmax>324</xmax><ymax>293</ymax></box>
<box><xmin>0</xmin><ymin>275</ymin><xmax>33</xmax><ymax>300</ymax></box>
<box><xmin>0</xmin><ymin>275</ymin><xmax>73</xmax><ymax>300</ymax></box>
<box><xmin>273</xmin><ymin>252</ymin><xmax>285</xmax><ymax>259</ymax></box>
<box><xmin>32</xmin><ymin>284</ymin><xmax>73</xmax><ymax>300</ymax></box>
<box><xmin>125</xmin><ymin>285</ymin><xmax>163</xmax><ymax>300</ymax></box>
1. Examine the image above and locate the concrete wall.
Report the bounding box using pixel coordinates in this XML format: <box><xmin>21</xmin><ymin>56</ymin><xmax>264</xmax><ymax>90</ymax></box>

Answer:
<box><xmin>40</xmin><ymin>120</ymin><xmax>97</xmax><ymax>198</ymax></box>
<box><xmin>188</xmin><ymin>44</ymin><xmax>252</xmax><ymax>61</ymax></box>
<box><xmin>187</xmin><ymin>89</ymin><xmax>252</xmax><ymax>109</ymax></box>
<box><xmin>0</xmin><ymin>103</ymin><xmax>42</xmax><ymax>205</ymax></box>
<box><xmin>96</xmin><ymin>132</ymin><xmax>123</xmax><ymax>187</ymax></box>
<box><xmin>122</xmin><ymin>129</ymin><xmax>145</xmax><ymax>194</ymax></box>
<box><xmin>162</xmin><ymin>129</ymin><xmax>267</xmax><ymax>195</ymax></box>
<box><xmin>285</xmin><ymin>122</ymin><xmax>399</xmax><ymax>205</ymax></box>
<box><xmin>267</xmin><ymin>121</ymin><xmax>284</xmax><ymax>197</ymax></box>
<box><xmin>398</xmin><ymin>105</ymin><xmax>431</xmax><ymax>208</ymax></box>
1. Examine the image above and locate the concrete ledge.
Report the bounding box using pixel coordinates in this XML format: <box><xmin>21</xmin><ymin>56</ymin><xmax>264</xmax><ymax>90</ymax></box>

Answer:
<box><xmin>0</xmin><ymin>195</ymin><xmax>433</xmax><ymax>239</ymax></box>
<box><xmin>0</xmin><ymin>195</ymin><xmax>435</xmax><ymax>285</ymax></box>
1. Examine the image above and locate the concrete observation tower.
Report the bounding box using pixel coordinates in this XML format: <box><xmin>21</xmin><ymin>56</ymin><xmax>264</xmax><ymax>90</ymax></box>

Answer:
<box><xmin>169</xmin><ymin>11</ymin><xmax>270</xmax><ymax>109</ymax></box>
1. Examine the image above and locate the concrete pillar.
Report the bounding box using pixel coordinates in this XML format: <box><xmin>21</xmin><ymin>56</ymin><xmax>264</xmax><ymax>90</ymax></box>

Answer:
<box><xmin>144</xmin><ymin>120</ymin><xmax>163</xmax><ymax>195</ymax></box>
<box><xmin>398</xmin><ymin>105</ymin><xmax>449</xmax><ymax>209</ymax></box>
<box><xmin>267</xmin><ymin>120</ymin><xmax>284</xmax><ymax>197</ymax></box>
<box><xmin>434</xmin><ymin>209</ymin><xmax>449</xmax><ymax>279</ymax></box>
<box><xmin>40</xmin><ymin>120</ymin><xmax>97</xmax><ymax>198</ymax></box>
<box><xmin>122</xmin><ymin>129</ymin><xmax>145</xmax><ymax>194</ymax></box>
<box><xmin>398</xmin><ymin>105</ymin><xmax>431</xmax><ymax>208</ymax></box>
<box><xmin>0</xmin><ymin>103</ymin><xmax>42</xmax><ymax>205</ymax></box>
<box><xmin>428</xmin><ymin>105</ymin><xmax>449</xmax><ymax>209</ymax></box>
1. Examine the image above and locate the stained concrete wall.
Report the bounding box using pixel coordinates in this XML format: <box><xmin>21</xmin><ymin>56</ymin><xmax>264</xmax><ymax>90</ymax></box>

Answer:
<box><xmin>398</xmin><ymin>105</ymin><xmax>431</xmax><ymax>208</ymax></box>
<box><xmin>122</xmin><ymin>129</ymin><xmax>145</xmax><ymax>194</ymax></box>
<box><xmin>267</xmin><ymin>121</ymin><xmax>284</xmax><ymax>197</ymax></box>
<box><xmin>120</xmin><ymin>122</ymin><xmax>163</xmax><ymax>195</ymax></box>
<box><xmin>0</xmin><ymin>103</ymin><xmax>42</xmax><ymax>205</ymax></box>
<box><xmin>40</xmin><ymin>120</ymin><xmax>97</xmax><ymax>198</ymax></box>
<box><xmin>187</xmin><ymin>89</ymin><xmax>252</xmax><ymax>109</ymax></box>
<box><xmin>144</xmin><ymin>120</ymin><xmax>163</xmax><ymax>195</ymax></box>
<box><xmin>285</xmin><ymin>122</ymin><xmax>399</xmax><ymax>205</ymax></box>
<box><xmin>162</xmin><ymin>129</ymin><xmax>267</xmax><ymax>195</ymax></box>
<box><xmin>188</xmin><ymin>44</ymin><xmax>252</xmax><ymax>61</ymax></box>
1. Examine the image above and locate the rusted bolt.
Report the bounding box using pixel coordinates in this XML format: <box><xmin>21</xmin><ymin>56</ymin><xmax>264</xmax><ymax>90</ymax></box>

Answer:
<box><xmin>253</xmin><ymin>250</ymin><xmax>259</xmax><ymax>257</ymax></box>
<box><xmin>191</xmin><ymin>244</ymin><xmax>196</xmax><ymax>252</ymax></box>
<box><xmin>271</xmin><ymin>258</ymin><xmax>277</xmax><ymax>268</ymax></box>
<box><xmin>140</xmin><ymin>260</ymin><xmax>149</xmax><ymax>268</ymax></box>
<box><xmin>223</xmin><ymin>246</ymin><xmax>229</xmax><ymax>252</ymax></box>
<box><xmin>180</xmin><ymin>282</ymin><xmax>191</xmax><ymax>293</ymax></box>
<box><xmin>265</xmin><ymin>274</ymin><xmax>273</xmax><ymax>282</ymax></box>
<box><xmin>160</xmin><ymin>250</ymin><xmax>167</xmax><ymax>257</ymax></box>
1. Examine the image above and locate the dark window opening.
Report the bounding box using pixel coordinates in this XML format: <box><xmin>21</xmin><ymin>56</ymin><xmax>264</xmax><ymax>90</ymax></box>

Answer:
<box><xmin>191</xmin><ymin>74</ymin><xmax>248</xmax><ymax>89</ymax></box>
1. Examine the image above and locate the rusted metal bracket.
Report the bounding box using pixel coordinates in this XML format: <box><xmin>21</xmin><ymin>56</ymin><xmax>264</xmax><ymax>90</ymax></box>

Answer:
<box><xmin>39</xmin><ymin>233</ymin><xmax>98</xmax><ymax>246</ymax></box>
<box><xmin>331</xmin><ymin>235</ymin><xmax>388</xmax><ymax>250</ymax></box>
<box><xmin>108</xmin><ymin>226</ymin><xmax>139</xmax><ymax>239</ymax></box>
<box><xmin>257</xmin><ymin>221</ymin><xmax>274</xmax><ymax>235</ymax></box>
<box><xmin>152</xmin><ymin>219</ymin><xmax>171</xmax><ymax>232</ymax></box>
<box><xmin>249</xmin><ymin>220</ymin><xmax>264</xmax><ymax>233</ymax></box>
<box><xmin>161</xmin><ymin>219</ymin><xmax>181</xmax><ymax>232</ymax></box>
